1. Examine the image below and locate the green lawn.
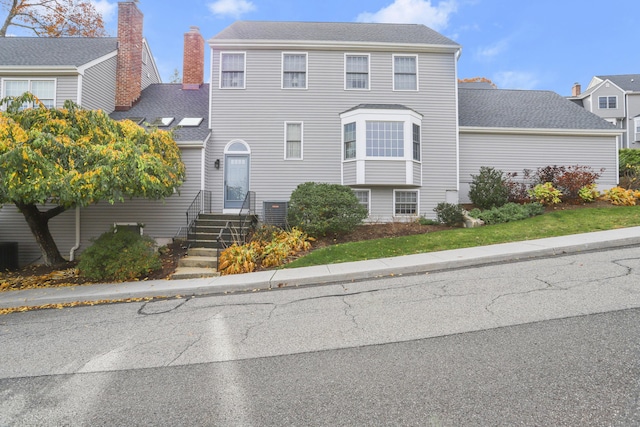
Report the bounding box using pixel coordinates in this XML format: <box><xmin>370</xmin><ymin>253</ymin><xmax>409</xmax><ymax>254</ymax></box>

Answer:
<box><xmin>285</xmin><ymin>206</ymin><xmax>640</xmax><ymax>268</ymax></box>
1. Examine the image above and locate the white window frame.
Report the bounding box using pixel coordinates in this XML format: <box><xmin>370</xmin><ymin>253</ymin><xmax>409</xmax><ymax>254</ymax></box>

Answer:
<box><xmin>219</xmin><ymin>51</ymin><xmax>246</xmax><ymax>89</ymax></box>
<box><xmin>284</xmin><ymin>121</ymin><xmax>303</xmax><ymax>160</ymax></box>
<box><xmin>344</xmin><ymin>121</ymin><xmax>357</xmax><ymax>160</ymax></box>
<box><xmin>634</xmin><ymin>117</ymin><xmax>640</xmax><ymax>142</ymax></box>
<box><xmin>340</xmin><ymin>108</ymin><xmax>423</xmax><ymax>162</ymax></box>
<box><xmin>393</xmin><ymin>190</ymin><xmax>419</xmax><ymax>217</ymax></box>
<box><xmin>282</xmin><ymin>52</ymin><xmax>308</xmax><ymax>89</ymax></box>
<box><xmin>392</xmin><ymin>54</ymin><xmax>418</xmax><ymax>91</ymax></box>
<box><xmin>1</xmin><ymin>78</ymin><xmax>56</xmax><ymax>109</ymax></box>
<box><xmin>598</xmin><ymin>95</ymin><xmax>617</xmax><ymax>109</ymax></box>
<box><xmin>344</xmin><ymin>53</ymin><xmax>370</xmax><ymax>90</ymax></box>
<box><xmin>353</xmin><ymin>189</ymin><xmax>371</xmax><ymax>215</ymax></box>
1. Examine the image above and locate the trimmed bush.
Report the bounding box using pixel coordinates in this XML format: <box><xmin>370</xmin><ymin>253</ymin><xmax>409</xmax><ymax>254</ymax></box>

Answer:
<box><xmin>468</xmin><ymin>166</ymin><xmax>509</xmax><ymax>209</ymax></box>
<box><xmin>434</xmin><ymin>202</ymin><xmax>464</xmax><ymax>226</ymax></box>
<box><xmin>287</xmin><ymin>182</ymin><xmax>368</xmax><ymax>237</ymax></box>
<box><xmin>468</xmin><ymin>202</ymin><xmax>544</xmax><ymax>225</ymax></box>
<box><xmin>78</xmin><ymin>228</ymin><xmax>161</xmax><ymax>281</ymax></box>
<box><xmin>529</xmin><ymin>182</ymin><xmax>562</xmax><ymax>205</ymax></box>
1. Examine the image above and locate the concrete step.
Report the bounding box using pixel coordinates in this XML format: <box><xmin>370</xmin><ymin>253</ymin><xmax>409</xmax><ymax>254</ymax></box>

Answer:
<box><xmin>178</xmin><ymin>255</ymin><xmax>218</xmax><ymax>269</ymax></box>
<box><xmin>170</xmin><ymin>266</ymin><xmax>219</xmax><ymax>280</ymax></box>
<box><xmin>187</xmin><ymin>247</ymin><xmax>217</xmax><ymax>257</ymax></box>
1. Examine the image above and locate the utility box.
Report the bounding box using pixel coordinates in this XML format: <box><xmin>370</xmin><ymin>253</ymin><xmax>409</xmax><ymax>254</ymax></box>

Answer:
<box><xmin>0</xmin><ymin>242</ymin><xmax>19</xmax><ymax>271</ymax></box>
<box><xmin>263</xmin><ymin>201</ymin><xmax>289</xmax><ymax>228</ymax></box>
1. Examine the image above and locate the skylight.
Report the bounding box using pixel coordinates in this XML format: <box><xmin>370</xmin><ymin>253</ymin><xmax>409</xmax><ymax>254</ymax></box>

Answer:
<box><xmin>177</xmin><ymin>117</ymin><xmax>203</xmax><ymax>127</ymax></box>
<box><xmin>126</xmin><ymin>117</ymin><xmax>145</xmax><ymax>125</ymax></box>
<box><xmin>151</xmin><ymin>117</ymin><xmax>174</xmax><ymax>127</ymax></box>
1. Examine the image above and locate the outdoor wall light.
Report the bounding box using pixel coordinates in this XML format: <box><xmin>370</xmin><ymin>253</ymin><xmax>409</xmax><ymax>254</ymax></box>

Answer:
<box><xmin>214</xmin><ymin>159</ymin><xmax>220</xmax><ymax>169</ymax></box>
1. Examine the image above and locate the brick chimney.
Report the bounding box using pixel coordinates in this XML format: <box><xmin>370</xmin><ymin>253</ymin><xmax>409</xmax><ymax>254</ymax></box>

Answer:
<box><xmin>183</xmin><ymin>26</ymin><xmax>205</xmax><ymax>90</ymax></box>
<box><xmin>115</xmin><ymin>1</ymin><xmax>143</xmax><ymax>111</ymax></box>
<box><xmin>572</xmin><ymin>82</ymin><xmax>581</xmax><ymax>97</ymax></box>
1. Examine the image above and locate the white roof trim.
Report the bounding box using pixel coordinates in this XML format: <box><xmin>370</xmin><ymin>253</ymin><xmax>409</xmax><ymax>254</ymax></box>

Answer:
<box><xmin>209</xmin><ymin>39</ymin><xmax>460</xmax><ymax>54</ymax></box>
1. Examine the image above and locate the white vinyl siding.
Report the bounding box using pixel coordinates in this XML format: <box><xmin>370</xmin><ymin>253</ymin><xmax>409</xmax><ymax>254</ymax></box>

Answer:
<box><xmin>285</xmin><ymin>122</ymin><xmax>303</xmax><ymax>159</ymax></box>
<box><xmin>282</xmin><ymin>53</ymin><xmax>307</xmax><ymax>89</ymax></box>
<box><xmin>345</xmin><ymin>54</ymin><xmax>369</xmax><ymax>90</ymax></box>
<box><xmin>220</xmin><ymin>52</ymin><xmax>246</xmax><ymax>89</ymax></box>
<box><xmin>393</xmin><ymin>55</ymin><xmax>418</xmax><ymax>91</ymax></box>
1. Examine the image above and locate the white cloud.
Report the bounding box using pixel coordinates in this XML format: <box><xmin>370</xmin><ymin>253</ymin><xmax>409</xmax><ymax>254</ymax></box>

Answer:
<box><xmin>357</xmin><ymin>0</ymin><xmax>458</xmax><ymax>31</ymax></box>
<box><xmin>493</xmin><ymin>71</ymin><xmax>539</xmax><ymax>90</ymax></box>
<box><xmin>91</xmin><ymin>1</ymin><xmax>117</xmax><ymax>23</ymax></box>
<box><xmin>208</xmin><ymin>0</ymin><xmax>256</xmax><ymax>18</ymax></box>
<box><xmin>475</xmin><ymin>38</ymin><xmax>509</xmax><ymax>60</ymax></box>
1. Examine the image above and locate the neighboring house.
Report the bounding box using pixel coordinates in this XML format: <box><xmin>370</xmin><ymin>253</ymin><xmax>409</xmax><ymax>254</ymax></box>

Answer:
<box><xmin>0</xmin><ymin>9</ymin><xmax>622</xmax><ymax>266</ymax></box>
<box><xmin>569</xmin><ymin>75</ymin><xmax>640</xmax><ymax>148</ymax></box>
<box><xmin>458</xmin><ymin>84</ymin><xmax>619</xmax><ymax>202</ymax></box>
<box><xmin>0</xmin><ymin>2</ymin><xmax>209</xmax><ymax>266</ymax></box>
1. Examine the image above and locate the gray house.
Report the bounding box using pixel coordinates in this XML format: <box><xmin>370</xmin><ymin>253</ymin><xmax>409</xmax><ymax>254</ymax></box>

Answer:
<box><xmin>569</xmin><ymin>75</ymin><xmax>640</xmax><ymax>148</ymax></box>
<box><xmin>458</xmin><ymin>85</ymin><xmax>620</xmax><ymax>202</ymax></box>
<box><xmin>0</xmin><ymin>10</ymin><xmax>622</xmax><ymax>266</ymax></box>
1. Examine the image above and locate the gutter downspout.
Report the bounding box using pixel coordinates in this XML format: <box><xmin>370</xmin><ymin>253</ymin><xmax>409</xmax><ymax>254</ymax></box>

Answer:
<box><xmin>69</xmin><ymin>207</ymin><xmax>80</xmax><ymax>261</ymax></box>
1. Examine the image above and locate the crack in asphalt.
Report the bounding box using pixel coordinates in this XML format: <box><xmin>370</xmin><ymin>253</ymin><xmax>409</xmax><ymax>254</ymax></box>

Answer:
<box><xmin>166</xmin><ymin>335</ymin><xmax>203</xmax><ymax>366</ymax></box>
<box><xmin>137</xmin><ymin>297</ymin><xmax>192</xmax><ymax>316</ymax></box>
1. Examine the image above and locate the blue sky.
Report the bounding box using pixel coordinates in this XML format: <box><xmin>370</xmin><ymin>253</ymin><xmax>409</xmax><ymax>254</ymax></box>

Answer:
<box><xmin>93</xmin><ymin>0</ymin><xmax>638</xmax><ymax>96</ymax></box>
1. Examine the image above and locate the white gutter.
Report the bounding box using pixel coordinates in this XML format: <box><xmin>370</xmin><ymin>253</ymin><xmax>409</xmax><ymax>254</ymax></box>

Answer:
<box><xmin>69</xmin><ymin>207</ymin><xmax>81</xmax><ymax>261</ymax></box>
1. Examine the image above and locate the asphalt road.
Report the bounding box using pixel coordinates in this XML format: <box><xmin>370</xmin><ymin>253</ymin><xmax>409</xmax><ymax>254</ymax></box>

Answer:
<box><xmin>2</xmin><ymin>246</ymin><xmax>640</xmax><ymax>426</ymax></box>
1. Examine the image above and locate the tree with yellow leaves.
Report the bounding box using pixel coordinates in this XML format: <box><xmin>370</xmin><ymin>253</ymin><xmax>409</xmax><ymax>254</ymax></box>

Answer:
<box><xmin>0</xmin><ymin>93</ymin><xmax>186</xmax><ymax>266</ymax></box>
<box><xmin>0</xmin><ymin>0</ymin><xmax>106</xmax><ymax>37</ymax></box>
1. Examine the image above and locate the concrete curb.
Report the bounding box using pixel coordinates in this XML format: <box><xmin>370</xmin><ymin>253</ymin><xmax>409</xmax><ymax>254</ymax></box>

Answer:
<box><xmin>2</xmin><ymin>227</ymin><xmax>640</xmax><ymax>309</ymax></box>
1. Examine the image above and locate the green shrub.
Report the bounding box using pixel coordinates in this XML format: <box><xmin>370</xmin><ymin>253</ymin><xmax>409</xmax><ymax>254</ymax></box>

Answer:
<box><xmin>468</xmin><ymin>202</ymin><xmax>544</xmax><ymax>225</ymax></box>
<box><xmin>468</xmin><ymin>166</ymin><xmax>509</xmax><ymax>209</ymax></box>
<box><xmin>529</xmin><ymin>182</ymin><xmax>562</xmax><ymax>205</ymax></box>
<box><xmin>78</xmin><ymin>228</ymin><xmax>161</xmax><ymax>281</ymax></box>
<box><xmin>578</xmin><ymin>184</ymin><xmax>599</xmax><ymax>202</ymax></box>
<box><xmin>434</xmin><ymin>202</ymin><xmax>464</xmax><ymax>226</ymax></box>
<box><xmin>287</xmin><ymin>182</ymin><xmax>368</xmax><ymax>237</ymax></box>
<box><xmin>417</xmin><ymin>216</ymin><xmax>439</xmax><ymax>226</ymax></box>
<box><xmin>620</xmin><ymin>149</ymin><xmax>640</xmax><ymax>174</ymax></box>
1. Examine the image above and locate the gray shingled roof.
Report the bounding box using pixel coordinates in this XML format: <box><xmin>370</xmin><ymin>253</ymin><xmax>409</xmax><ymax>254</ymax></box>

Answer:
<box><xmin>211</xmin><ymin>21</ymin><xmax>459</xmax><ymax>47</ymax></box>
<box><xmin>0</xmin><ymin>37</ymin><xmax>118</xmax><ymax>67</ymax></box>
<box><xmin>596</xmin><ymin>74</ymin><xmax>640</xmax><ymax>92</ymax></box>
<box><xmin>110</xmin><ymin>84</ymin><xmax>210</xmax><ymax>142</ymax></box>
<box><xmin>458</xmin><ymin>88</ymin><xmax>616</xmax><ymax>130</ymax></box>
<box><xmin>341</xmin><ymin>104</ymin><xmax>417</xmax><ymax>114</ymax></box>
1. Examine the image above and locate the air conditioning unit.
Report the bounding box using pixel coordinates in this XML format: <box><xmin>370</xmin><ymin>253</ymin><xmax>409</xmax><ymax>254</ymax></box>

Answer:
<box><xmin>263</xmin><ymin>201</ymin><xmax>289</xmax><ymax>228</ymax></box>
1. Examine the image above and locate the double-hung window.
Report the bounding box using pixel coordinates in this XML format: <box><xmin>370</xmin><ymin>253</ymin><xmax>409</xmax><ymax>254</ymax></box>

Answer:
<box><xmin>412</xmin><ymin>124</ymin><xmax>421</xmax><ymax>161</ymax></box>
<box><xmin>635</xmin><ymin>117</ymin><xmax>640</xmax><ymax>142</ymax></box>
<box><xmin>353</xmin><ymin>189</ymin><xmax>370</xmax><ymax>214</ymax></box>
<box><xmin>2</xmin><ymin>79</ymin><xmax>55</xmax><ymax>108</ymax></box>
<box><xmin>283</xmin><ymin>53</ymin><xmax>307</xmax><ymax>89</ymax></box>
<box><xmin>285</xmin><ymin>122</ymin><xmax>303</xmax><ymax>159</ymax></box>
<box><xmin>220</xmin><ymin>52</ymin><xmax>245</xmax><ymax>89</ymax></box>
<box><xmin>345</xmin><ymin>54</ymin><xmax>369</xmax><ymax>89</ymax></box>
<box><xmin>598</xmin><ymin>96</ymin><xmax>617</xmax><ymax>109</ymax></box>
<box><xmin>344</xmin><ymin>122</ymin><xmax>356</xmax><ymax>160</ymax></box>
<box><xmin>394</xmin><ymin>190</ymin><xmax>418</xmax><ymax>215</ymax></box>
<box><xmin>393</xmin><ymin>55</ymin><xmax>417</xmax><ymax>91</ymax></box>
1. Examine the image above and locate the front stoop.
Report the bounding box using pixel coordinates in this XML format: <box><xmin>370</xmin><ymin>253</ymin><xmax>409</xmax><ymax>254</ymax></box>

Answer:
<box><xmin>170</xmin><ymin>247</ymin><xmax>220</xmax><ymax>280</ymax></box>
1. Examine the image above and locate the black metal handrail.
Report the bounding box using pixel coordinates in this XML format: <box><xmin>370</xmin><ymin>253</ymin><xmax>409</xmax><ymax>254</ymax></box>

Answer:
<box><xmin>185</xmin><ymin>190</ymin><xmax>212</xmax><ymax>245</ymax></box>
<box><xmin>216</xmin><ymin>191</ymin><xmax>256</xmax><ymax>271</ymax></box>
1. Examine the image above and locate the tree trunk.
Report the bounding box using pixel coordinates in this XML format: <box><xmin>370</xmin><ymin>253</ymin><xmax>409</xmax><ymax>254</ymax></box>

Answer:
<box><xmin>15</xmin><ymin>202</ymin><xmax>68</xmax><ymax>266</ymax></box>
